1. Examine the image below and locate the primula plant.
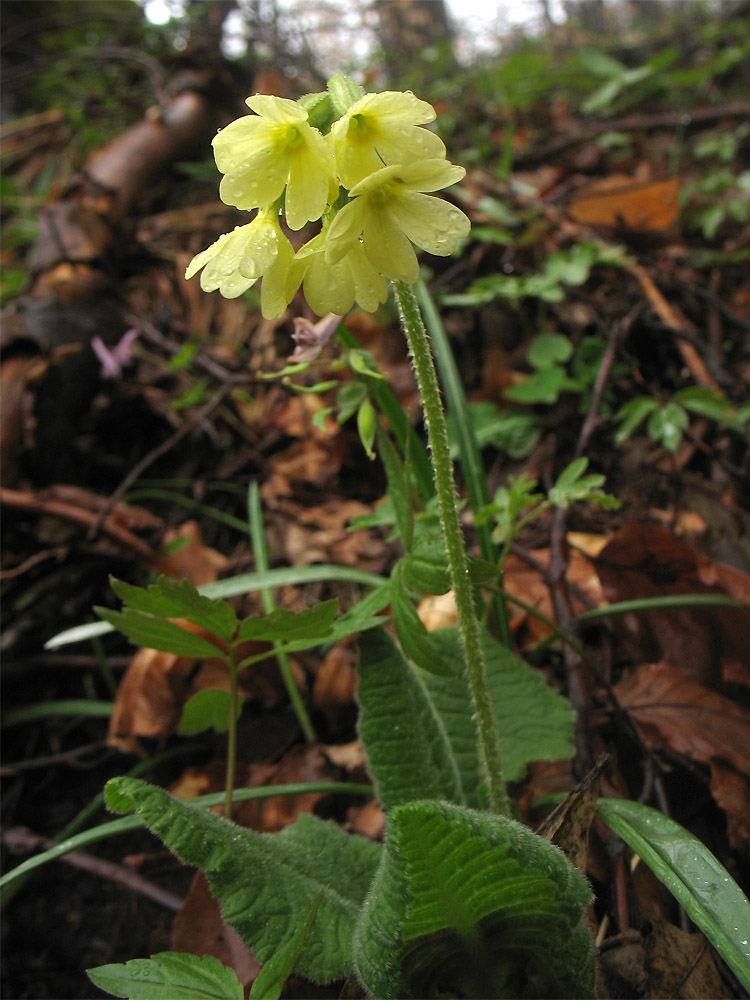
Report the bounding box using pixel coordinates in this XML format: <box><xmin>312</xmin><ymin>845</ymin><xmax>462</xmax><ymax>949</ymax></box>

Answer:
<box><xmin>185</xmin><ymin>79</ymin><xmax>469</xmax><ymax>317</ymax></box>
<box><xmin>58</xmin><ymin>74</ymin><xmax>748</xmax><ymax>999</ymax></box>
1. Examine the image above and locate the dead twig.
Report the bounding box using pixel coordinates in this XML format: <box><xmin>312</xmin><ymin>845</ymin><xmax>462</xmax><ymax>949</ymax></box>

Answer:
<box><xmin>2</xmin><ymin>827</ymin><xmax>184</xmax><ymax>911</ymax></box>
<box><xmin>0</xmin><ymin>487</ymin><xmax>166</xmax><ymax>568</ymax></box>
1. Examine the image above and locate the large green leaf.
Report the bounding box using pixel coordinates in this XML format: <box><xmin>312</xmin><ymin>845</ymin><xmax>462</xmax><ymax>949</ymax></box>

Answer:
<box><xmin>356</xmin><ymin>628</ymin><xmax>464</xmax><ymax>809</ymax></box>
<box><xmin>356</xmin><ymin>627</ymin><xmax>574</xmax><ymax>813</ymax></box>
<box><xmin>87</xmin><ymin>952</ymin><xmax>243</xmax><ymax>1000</ymax></box>
<box><xmin>105</xmin><ymin>778</ymin><xmax>382</xmax><ymax>984</ymax></box>
<box><xmin>354</xmin><ymin>800</ymin><xmax>595</xmax><ymax>999</ymax></box>
<box><xmin>426</xmin><ymin>629</ymin><xmax>575</xmax><ymax>790</ymax></box>
<box><xmin>597</xmin><ymin>798</ymin><xmax>750</xmax><ymax>991</ymax></box>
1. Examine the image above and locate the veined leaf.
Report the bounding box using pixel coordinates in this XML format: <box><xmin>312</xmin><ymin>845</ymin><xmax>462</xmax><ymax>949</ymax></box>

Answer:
<box><xmin>597</xmin><ymin>798</ymin><xmax>750</xmax><ymax>991</ymax></box>
<box><xmin>401</xmin><ymin>520</ymin><xmax>450</xmax><ymax>595</ymax></box>
<box><xmin>105</xmin><ymin>778</ymin><xmax>382</xmax><ymax>984</ymax></box>
<box><xmin>356</xmin><ymin>626</ymin><xmax>574</xmax><ymax>813</ymax></box>
<box><xmin>237</xmin><ymin>600</ymin><xmax>338</xmax><ymax>642</ymax></box>
<box><xmin>356</xmin><ymin>628</ymin><xmax>464</xmax><ymax>810</ymax></box>
<box><xmin>354</xmin><ymin>800</ymin><xmax>595</xmax><ymax>999</ymax></box>
<box><xmin>94</xmin><ymin>608</ymin><xmax>226</xmax><ymax>658</ymax></box>
<box><xmin>425</xmin><ymin>629</ymin><xmax>575</xmax><ymax>795</ymax></box>
<box><xmin>249</xmin><ymin>890</ymin><xmax>325</xmax><ymax>999</ymax></box>
<box><xmin>110</xmin><ymin>576</ymin><xmax>238</xmax><ymax>642</ymax></box>
<box><xmin>87</xmin><ymin>951</ymin><xmax>243</xmax><ymax>1000</ymax></box>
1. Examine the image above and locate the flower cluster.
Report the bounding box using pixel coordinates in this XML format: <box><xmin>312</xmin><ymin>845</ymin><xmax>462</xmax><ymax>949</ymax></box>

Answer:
<box><xmin>186</xmin><ymin>77</ymin><xmax>470</xmax><ymax>319</ymax></box>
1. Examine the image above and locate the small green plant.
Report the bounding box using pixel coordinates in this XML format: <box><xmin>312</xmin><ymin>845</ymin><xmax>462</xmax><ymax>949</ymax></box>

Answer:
<box><xmin>682</xmin><ymin>125</ymin><xmax>750</xmax><ymax>239</ymax></box>
<box><xmin>615</xmin><ymin>385</ymin><xmax>750</xmax><ymax>453</ymax></box>
<box><xmin>8</xmin><ymin>72</ymin><xmax>747</xmax><ymax>998</ymax></box>
<box><xmin>442</xmin><ymin>240</ymin><xmax>628</xmax><ymax>309</ymax></box>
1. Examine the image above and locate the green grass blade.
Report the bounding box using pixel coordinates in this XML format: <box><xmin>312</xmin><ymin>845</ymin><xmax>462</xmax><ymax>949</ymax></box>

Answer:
<box><xmin>596</xmin><ymin>798</ymin><xmax>750</xmax><ymax>990</ymax></box>
<box><xmin>247</xmin><ymin>481</ymin><xmax>316</xmax><ymax>742</ymax></box>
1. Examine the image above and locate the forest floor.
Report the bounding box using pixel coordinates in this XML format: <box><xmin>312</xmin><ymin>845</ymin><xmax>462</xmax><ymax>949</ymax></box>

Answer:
<box><xmin>2</xmin><ymin>3</ymin><xmax>750</xmax><ymax>998</ymax></box>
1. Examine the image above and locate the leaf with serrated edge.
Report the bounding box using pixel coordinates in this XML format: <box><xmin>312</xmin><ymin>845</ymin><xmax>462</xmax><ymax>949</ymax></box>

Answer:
<box><xmin>111</xmin><ymin>576</ymin><xmax>238</xmax><ymax>642</ymax></box>
<box><xmin>178</xmin><ymin>689</ymin><xmax>240</xmax><ymax>735</ymax></box>
<box><xmin>354</xmin><ymin>800</ymin><xmax>595</xmax><ymax>1000</ymax></box>
<box><xmin>357</xmin><ymin>628</ymin><xmax>464</xmax><ymax>810</ymax></box>
<box><xmin>95</xmin><ymin>608</ymin><xmax>226</xmax><ymax>658</ymax></box>
<box><xmin>425</xmin><ymin>629</ymin><xmax>575</xmax><ymax>794</ymax></box>
<box><xmin>86</xmin><ymin>951</ymin><xmax>243</xmax><ymax>1000</ymax></box>
<box><xmin>597</xmin><ymin>798</ymin><xmax>750</xmax><ymax>991</ymax></box>
<box><xmin>104</xmin><ymin>777</ymin><xmax>381</xmax><ymax>984</ymax></box>
<box><xmin>237</xmin><ymin>600</ymin><xmax>337</xmax><ymax>642</ymax></box>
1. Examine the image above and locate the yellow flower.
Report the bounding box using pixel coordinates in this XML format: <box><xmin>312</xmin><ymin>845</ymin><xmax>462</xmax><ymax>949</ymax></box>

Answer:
<box><xmin>331</xmin><ymin>91</ymin><xmax>446</xmax><ymax>188</ymax></box>
<box><xmin>185</xmin><ymin>209</ymin><xmax>298</xmax><ymax>318</ymax></box>
<box><xmin>292</xmin><ymin>229</ymin><xmax>389</xmax><ymax>316</ymax></box>
<box><xmin>213</xmin><ymin>95</ymin><xmax>334</xmax><ymax>230</ymax></box>
<box><xmin>325</xmin><ymin>159</ymin><xmax>470</xmax><ymax>284</ymax></box>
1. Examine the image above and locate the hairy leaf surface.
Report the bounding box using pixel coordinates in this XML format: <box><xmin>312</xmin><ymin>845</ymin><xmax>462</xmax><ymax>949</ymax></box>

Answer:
<box><xmin>357</xmin><ymin>628</ymin><xmax>464</xmax><ymax>809</ymax></box>
<box><xmin>354</xmin><ymin>800</ymin><xmax>595</xmax><ymax>999</ymax></box>
<box><xmin>357</xmin><ymin>626</ymin><xmax>574</xmax><ymax>813</ymax></box>
<box><xmin>105</xmin><ymin>778</ymin><xmax>382</xmax><ymax>983</ymax></box>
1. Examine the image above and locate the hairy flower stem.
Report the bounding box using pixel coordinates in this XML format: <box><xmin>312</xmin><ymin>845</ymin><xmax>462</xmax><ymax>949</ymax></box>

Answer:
<box><xmin>394</xmin><ymin>281</ymin><xmax>510</xmax><ymax>817</ymax></box>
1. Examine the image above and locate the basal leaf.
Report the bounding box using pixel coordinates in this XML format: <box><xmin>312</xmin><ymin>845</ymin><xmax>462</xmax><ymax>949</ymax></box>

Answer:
<box><xmin>425</xmin><ymin>629</ymin><xmax>575</xmax><ymax>796</ymax></box>
<box><xmin>249</xmin><ymin>890</ymin><xmax>325</xmax><ymax>999</ymax></box>
<box><xmin>237</xmin><ymin>600</ymin><xmax>338</xmax><ymax>643</ymax></box>
<box><xmin>356</xmin><ymin>628</ymin><xmax>464</xmax><ymax>810</ymax></box>
<box><xmin>354</xmin><ymin>800</ymin><xmax>595</xmax><ymax>999</ymax></box>
<box><xmin>95</xmin><ymin>608</ymin><xmax>226</xmax><ymax>658</ymax></box>
<box><xmin>104</xmin><ymin>777</ymin><xmax>382</xmax><ymax>984</ymax></box>
<box><xmin>87</xmin><ymin>951</ymin><xmax>243</xmax><ymax>1000</ymax></box>
<box><xmin>597</xmin><ymin>798</ymin><xmax>750</xmax><ymax>991</ymax></box>
<box><xmin>110</xmin><ymin>576</ymin><xmax>238</xmax><ymax>642</ymax></box>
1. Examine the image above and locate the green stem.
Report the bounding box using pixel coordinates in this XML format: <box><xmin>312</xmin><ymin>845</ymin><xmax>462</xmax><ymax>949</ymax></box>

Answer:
<box><xmin>225</xmin><ymin>647</ymin><xmax>239</xmax><ymax>817</ymax></box>
<box><xmin>393</xmin><ymin>281</ymin><xmax>510</xmax><ymax>816</ymax></box>
<box><xmin>248</xmin><ymin>481</ymin><xmax>317</xmax><ymax>742</ymax></box>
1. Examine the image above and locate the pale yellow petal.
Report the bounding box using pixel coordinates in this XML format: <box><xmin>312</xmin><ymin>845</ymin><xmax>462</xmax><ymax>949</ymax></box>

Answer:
<box><xmin>246</xmin><ymin>94</ymin><xmax>308</xmax><ymax>123</ymax></box>
<box><xmin>285</xmin><ymin>137</ymin><xmax>334</xmax><ymax>229</ymax></box>
<box><xmin>393</xmin><ymin>192</ymin><xmax>471</xmax><ymax>255</ymax></box>
<box><xmin>325</xmin><ymin>199</ymin><xmax>368</xmax><ymax>264</ymax></box>
<box><xmin>395</xmin><ymin>158</ymin><xmax>466</xmax><ymax>192</ymax></box>
<box><xmin>362</xmin><ymin>210</ymin><xmax>420</xmax><ymax>284</ymax></box>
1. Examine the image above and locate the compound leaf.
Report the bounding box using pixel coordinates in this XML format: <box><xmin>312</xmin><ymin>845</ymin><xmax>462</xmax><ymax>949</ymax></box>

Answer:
<box><xmin>237</xmin><ymin>600</ymin><xmax>337</xmax><ymax>642</ymax></box>
<box><xmin>110</xmin><ymin>576</ymin><xmax>238</xmax><ymax>642</ymax></box>
<box><xmin>94</xmin><ymin>608</ymin><xmax>226</xmax><ymax>659</ymax></box>
<box><xmin>356</xmin><ymin>628</ymin><xmax>464</xmax><ymax>810</ymax></box>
